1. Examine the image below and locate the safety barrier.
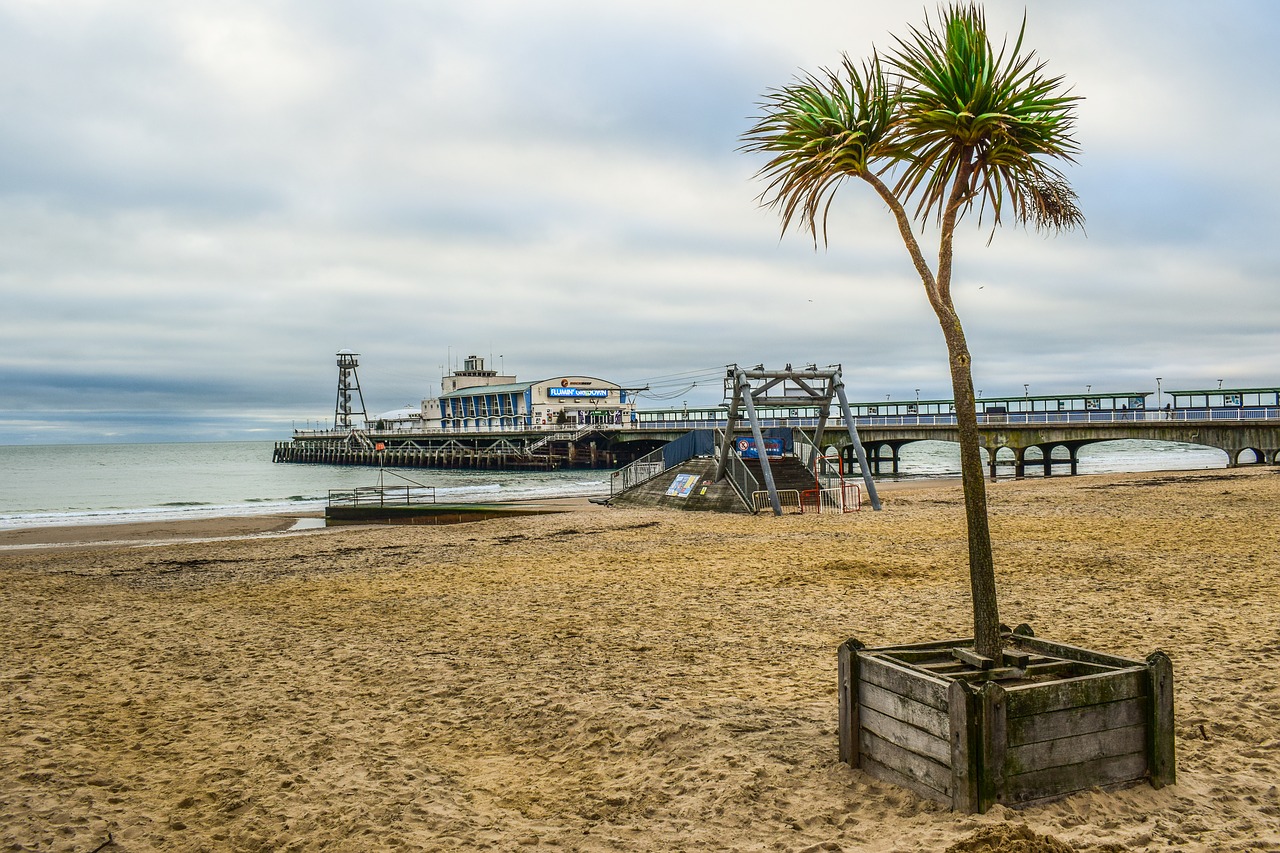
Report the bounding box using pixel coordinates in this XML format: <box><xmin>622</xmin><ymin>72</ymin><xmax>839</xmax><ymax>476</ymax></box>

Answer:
<box><xmin>800</xmin><ymin>484</ymin><xmax>861</xmax><ymax>514</ymax></box>
<box><xmin>754</xmin><ymin>489</ymin><xmax>802</xmax><ymax>514</ymax></box>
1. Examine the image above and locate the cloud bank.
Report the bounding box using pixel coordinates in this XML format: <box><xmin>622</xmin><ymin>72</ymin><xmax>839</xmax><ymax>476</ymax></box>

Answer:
<box><xmin>1</xmin><ymin>0</ymin><xmax>1277</xmax><ymax>442</ymax></box>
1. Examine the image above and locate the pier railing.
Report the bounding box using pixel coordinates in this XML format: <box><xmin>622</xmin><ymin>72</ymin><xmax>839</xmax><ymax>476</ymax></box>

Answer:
<box><xmin>328</xmin><ymin>485</ymin><xmax>437</xmax><ymax>508</ymax></box>
<box><xmin>291</xmin><ymin>406</ymin><xmax>1280</xmax><ymax>442</ymax></box>
<box><xmin>634</xmin><ymin>406</ymin><xmax>1280</xmax><ymax>431</ymax></box>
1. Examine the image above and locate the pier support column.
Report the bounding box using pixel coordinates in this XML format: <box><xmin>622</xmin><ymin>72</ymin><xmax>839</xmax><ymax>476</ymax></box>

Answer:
<box><xmin>853</xmin><ymin>443</ymin><xmax>878</xmax><ymax>475</ymax></box>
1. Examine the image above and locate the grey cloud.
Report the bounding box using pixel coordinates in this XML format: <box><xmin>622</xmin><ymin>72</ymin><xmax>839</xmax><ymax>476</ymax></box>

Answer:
<box><xmin>1</xmin><ymin>0</ymin><xmax>1278</xmax><ymax>443</ymax></box>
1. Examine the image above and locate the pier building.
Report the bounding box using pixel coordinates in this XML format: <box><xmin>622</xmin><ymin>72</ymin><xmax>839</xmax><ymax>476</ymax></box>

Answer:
<box><xmin>418</xmin><ymin>355</ymin><xmax>637</xmax><ymax>431</ymax></box>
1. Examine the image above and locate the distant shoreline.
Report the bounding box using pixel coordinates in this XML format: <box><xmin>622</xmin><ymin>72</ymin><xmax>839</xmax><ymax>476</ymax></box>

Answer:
<box><xmin>0</xmin><ymin>478</ymin><xmax>961</xmax><ymax>552</ymax></box>
<box><xmin>1</xmin><ymin>466</ymin><xmax>1255</xmax><ymax>553</ymax></box>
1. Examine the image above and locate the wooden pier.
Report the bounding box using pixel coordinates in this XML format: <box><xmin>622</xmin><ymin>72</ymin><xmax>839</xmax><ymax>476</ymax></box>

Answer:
<box><xmin>272</xmin><ymin>426</ymin><xmax>654</xmax><ymax>471</ymax></box>
<box><xmin>273</xmin><ymin>406</ymin><xmax>1280</xmax><ymax>476</ymax></box>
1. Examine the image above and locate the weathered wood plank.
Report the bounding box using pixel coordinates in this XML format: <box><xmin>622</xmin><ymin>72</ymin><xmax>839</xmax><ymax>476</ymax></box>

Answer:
<box><xmin>977</xmin><ymin>681</ymin><xmax>1007</xmax><ymax>813</ymax></box>
<box><xmin>860</xmin><ymin>682</ymin><xmax>950</xmax><ymax>740</ymax></box>
<box><xmin>1008</xmin><ymin>697</ymin><xmax>1146</xmax><ymax>745</ymax></box>
<box><xmin>948</xmin><ymin>679</ymin><xmax>978</xmax><ymax>814</ymax></box>
<box><xmin>1008</xmin><ymin>724</ymin><xmax>1146</xmax><ymax>775</ymax></box>
<box><xmin>953</xmin><ymin>647</ymin><xmax>995</xmax><ymax>670</ymax></box>
<box><xmin>1146</xmin><ymin>651</ymin><xmax>1176</xmax><ymax>788</ymax></box>
<box><xmin>1008</xmin><ymin>635</ymin><xmax>1145</xmax><ymax>669</ymax></box>
<box><xmin>917</xmin><ymin>661</ymin><xmax>968</xmax><ymax>672</ymax></box>
<box><xmin>1005</xmin><ymin>751</ymin><xmax>1148</xmax><ymax>804</ymax></box>
<box><xmin>1024</xmin><ymin>660</ymin><xmax>1115</xmax><ymax>680</ymax></box>
<box><xmin>860</xmin><ymin>705</ymin><xmax>951</xmax><ymax>764</ymax></box>
<box><xmin>860</xmin><ymin>729</ymin><xmax>951</xmax><ymax>798</ymax></box>
<box><xmin>1002</xmin><ymin>650</ymin><xmax>1032</xmax><ymax>668</ymax></box>
<box><xmin>838</xmin><ymin>639</ymin><xmax>863</xmax><ymax>766</ymax></box>
<box><xmin>866</xmin><ymin>637</ymin><xmax>974</xmax><ymax>654</ymax></box>
<box><xmin>859</xmin><ymin>754</ymin><xmax>951</xmax><ymax>806</ymax></box>
<box><xmin>883</xmin><ymin>648</ymin><xmax>959</xmax><ymax>664</ymax></box>
<box><xmin>858</xmin><ymin>653</ymin><xmax>949</xmax><ymax>711</ymax></box>
<box><xmin>946</xmin><ymin>666</ymin><xmax>1023</xmax><ymax>683</ymax></box>
<box><xmin>1005</xmin><ymin>667</ymin><xmax>1146</xmax><ymax>718</ymax></box>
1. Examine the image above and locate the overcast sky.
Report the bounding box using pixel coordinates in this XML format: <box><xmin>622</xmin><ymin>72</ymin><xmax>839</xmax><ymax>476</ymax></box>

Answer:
<box><xmin>2</xmin><ymin>1</ymin><xmax>1278</xmax><ymax>443</ymax></box>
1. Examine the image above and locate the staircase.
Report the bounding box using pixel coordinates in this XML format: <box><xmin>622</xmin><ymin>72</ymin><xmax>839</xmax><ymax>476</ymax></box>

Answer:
<box><xmin>743</xmin><ymin>456</ymin><xmax>820</xmax><ymax>495</ymax></box>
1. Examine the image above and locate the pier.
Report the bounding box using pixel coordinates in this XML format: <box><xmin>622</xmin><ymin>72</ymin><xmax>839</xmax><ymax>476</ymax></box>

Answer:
<box><xmin>275</xmin><ymin>404</ymin><xmax>1280</xmax><ymax>477</ymax></box>
<box><xmin>275</xmin><ymin>382</ymin><xmax>1280</xmax><ymax>483</ymax></box>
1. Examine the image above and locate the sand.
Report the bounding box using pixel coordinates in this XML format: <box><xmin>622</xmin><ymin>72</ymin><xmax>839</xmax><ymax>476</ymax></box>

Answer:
<box><xmin>3</xmin><ymin>468</ymin><xmax>1279</xmax><ymax>851</ymax></box>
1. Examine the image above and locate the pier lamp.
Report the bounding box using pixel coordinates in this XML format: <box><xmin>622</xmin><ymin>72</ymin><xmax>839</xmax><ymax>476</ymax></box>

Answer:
<box><xmin>915</xmin><ymin>388</ymin><xmax>920</xmax><ymax>402</ymax></box>
<box><xmin>1157</xmin><ymin>377</ymin><xmax>1162</xmax><ymax>409</ymax></box>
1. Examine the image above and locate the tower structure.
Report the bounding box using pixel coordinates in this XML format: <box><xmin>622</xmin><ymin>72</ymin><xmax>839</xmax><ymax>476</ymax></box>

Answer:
<box><xmin>333</xmin><ymin>349</ymin><xmax>369</xmax><ymax>431</ymax></box>
<box><xmin>714</xmin><ymin>363</ymin><xmax>880</xmax><ymax>515</ymax></box>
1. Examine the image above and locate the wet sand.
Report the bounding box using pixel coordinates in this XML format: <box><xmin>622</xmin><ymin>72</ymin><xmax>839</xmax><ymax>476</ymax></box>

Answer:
<box><xmin>3</xmin><ymin>468</ymin><xmax>1279</xmax><ymax>851</ymax></box>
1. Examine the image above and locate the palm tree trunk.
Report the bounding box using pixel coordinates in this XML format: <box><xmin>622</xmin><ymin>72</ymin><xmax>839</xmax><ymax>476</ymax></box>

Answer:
<box><xmin>938</xmin><ymin>317</ymin><xmax>1001</xmax><ymax>660</ymax></box>
<box><xmin>863</xmin><ymin>168</ymin><xmax>1003</xmax><ymax>658</ymax></box>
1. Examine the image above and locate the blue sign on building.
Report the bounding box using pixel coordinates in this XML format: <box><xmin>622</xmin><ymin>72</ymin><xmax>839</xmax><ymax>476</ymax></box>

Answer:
<box><xmin>548</xmin><ymin>388</ymin><xmax>608</xmax><ymax>398</ymax></box>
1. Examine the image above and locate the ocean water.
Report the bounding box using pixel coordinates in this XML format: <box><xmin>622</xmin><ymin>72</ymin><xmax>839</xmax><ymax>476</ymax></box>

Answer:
<box><xmin>0</xmin><ymin>441</ymin><xmax>610</xmax><ymax>530</ymax></box>
<box><xmin>0</xmin><ymin>438</ymin><xmax>1230</xmax><ymax>531</ymax></box>
<box><xmin>890</xmin><ymin>438</ymin><xmax>1230</xmax><ymax>479</ymax></box>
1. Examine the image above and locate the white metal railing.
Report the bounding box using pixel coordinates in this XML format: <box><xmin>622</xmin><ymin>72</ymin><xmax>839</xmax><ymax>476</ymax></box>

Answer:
<box><xmin>810</xmin><ymin>484</ymin><xmax>861</xmax><ymax>513</ymax></box>
<box><xmin>292</xmin><ymin>406</ymin><xmax>1280</xmax><ymax>440</ymax></box>
<box><xmin>754</xmin><ymin>489</ymin><xmax>802</xmax><ymax>514</ymax></box>
<box><xmin>293</xmin><ymin>423</ymin><xmax>629</xmax><ymax>439</ymax></box>
<box><xmin>611</xmin><ymin>447</ymin><xmax>668</xmax><ymax>494</ymax></box>
<box><xmin>631</xmin><ymin>406</ymin><xmax>1280</xmax><ymax>430</ymax></box>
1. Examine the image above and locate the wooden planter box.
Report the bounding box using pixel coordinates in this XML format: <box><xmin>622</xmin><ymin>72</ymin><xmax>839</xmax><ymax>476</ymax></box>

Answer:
<box><xmin>837</xmin><ymin>626</ymin><xmax>1174</xmax><ymax>812</ymax></box>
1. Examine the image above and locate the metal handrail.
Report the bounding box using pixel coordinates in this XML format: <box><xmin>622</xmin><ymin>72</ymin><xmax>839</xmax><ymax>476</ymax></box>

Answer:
<box><xmin>327</xmin><ymin>485</ymin><xmax>436</xmax><ymax>508</ymax></box>
<box><xmin>721</xmin><ymin>438</ymin><xmax>757</xmax><ymax>512</ymax></box>
<box><xmin>611</xmin><ymin>445</ymin><xmax>669</xmax><ymax>494</ymax></box>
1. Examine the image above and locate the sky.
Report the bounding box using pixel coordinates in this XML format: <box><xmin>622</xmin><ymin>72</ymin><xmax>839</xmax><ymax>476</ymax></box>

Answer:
<box><xmin>2</xmin><ymin>0</ymin><xmax>1278</xmax><ymax>444</ymax></box>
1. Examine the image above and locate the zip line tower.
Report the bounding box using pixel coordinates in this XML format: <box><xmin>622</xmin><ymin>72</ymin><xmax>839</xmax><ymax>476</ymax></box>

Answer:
<box><xmin>715</xmin><ymin>363</ymin><xmax>880</xmax><ymax>515</ymax></box>
<box><xmin>333</xmin><ymin>349</ymin><xmax>369</xmax><ymax>431</ymax></box>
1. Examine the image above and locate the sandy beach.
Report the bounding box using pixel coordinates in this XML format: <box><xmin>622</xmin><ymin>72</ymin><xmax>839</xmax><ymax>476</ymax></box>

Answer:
<box><xmin>3</xmin><ymin>468</ymin><xmax>1280</xmax><ymax>851</ymax></box>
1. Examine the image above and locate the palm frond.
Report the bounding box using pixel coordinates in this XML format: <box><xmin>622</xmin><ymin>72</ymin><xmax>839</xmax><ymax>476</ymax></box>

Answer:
<box><xmin>740</xmin><ymin>53</ymin><xmax>899</xmax><ymax>244</ymax></box>
<box><xmin>885</xmin><ymin>3</ymin><xmax>1083</xmax><ymax>232</ymax></box>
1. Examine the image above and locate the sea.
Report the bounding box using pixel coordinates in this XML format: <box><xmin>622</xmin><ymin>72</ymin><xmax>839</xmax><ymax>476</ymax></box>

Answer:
<box><xmin>0</xmin><ymin>438</ymin><xmax>1230</xmax><ymax>532</ymax></box>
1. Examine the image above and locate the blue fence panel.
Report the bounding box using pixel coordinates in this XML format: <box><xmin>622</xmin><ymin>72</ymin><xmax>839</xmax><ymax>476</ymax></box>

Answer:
<box><xmin>662</xmin><ymin>429</ymin><xmax>716</xmax><ymax>468</ymax></box>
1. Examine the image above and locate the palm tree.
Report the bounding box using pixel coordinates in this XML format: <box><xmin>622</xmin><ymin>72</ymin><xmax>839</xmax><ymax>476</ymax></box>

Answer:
<box><xmin>742</xmin><ymin>3</ymin><xmax>1083</xmax><ymax>660</ymax></box>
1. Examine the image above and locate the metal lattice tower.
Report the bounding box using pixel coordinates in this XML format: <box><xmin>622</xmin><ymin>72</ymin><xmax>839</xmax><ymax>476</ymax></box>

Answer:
<box><xmin>333</xmin><ymin>349</ymin><xmax>369</xmax><ymax>431</ymax></box>
<box><xmin>715</xmin><ymin>363</ymin><xmax>880</xmax><ymax>515</ymax></box>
